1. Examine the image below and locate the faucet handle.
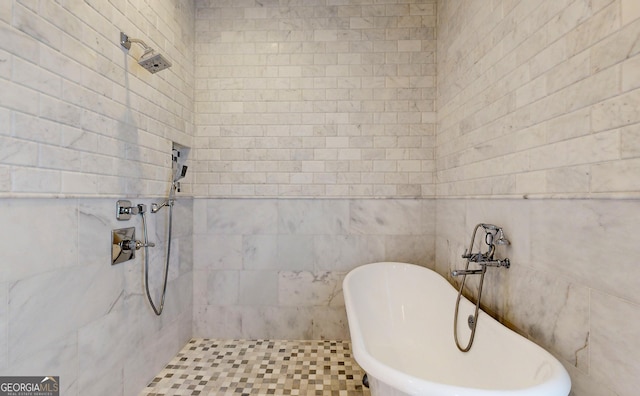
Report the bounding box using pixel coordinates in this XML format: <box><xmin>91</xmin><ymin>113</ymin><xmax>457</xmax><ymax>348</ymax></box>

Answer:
<box><xmin>461</xmin><ymin>249</ymin><xmax>471</xmax><ymax>259</ymax></box>
<box><xmin>499</xmin><ymin>258</ymin><xmax>510</xmax><ymax>268</ymax></box>
<box><xmin>117</xmin><ymin>200</ymin><xmax>138</xmax><ymax>220</ymax></box>
<box><xmin>120</xmin><ymin>239</ymin><xmax>155</xmax><ymax>251</ymax></box>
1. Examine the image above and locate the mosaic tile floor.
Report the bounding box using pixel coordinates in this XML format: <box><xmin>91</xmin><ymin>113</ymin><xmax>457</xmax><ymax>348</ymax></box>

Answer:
<box><xmin>140</xmin><ymin>339</ymin><xmax>370</xmax><ymax>396</ymax></box>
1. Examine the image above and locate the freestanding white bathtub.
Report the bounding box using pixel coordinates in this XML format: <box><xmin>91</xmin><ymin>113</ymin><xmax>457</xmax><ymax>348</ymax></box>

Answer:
<box><xmin>343</xmin><ymin>262</ymin><xmax>571</xmax><ymax>396</ymax></box>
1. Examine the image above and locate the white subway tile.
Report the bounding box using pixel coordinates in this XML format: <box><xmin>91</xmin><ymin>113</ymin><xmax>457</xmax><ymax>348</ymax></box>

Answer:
<box><xmin>546</xmin><ymin>165</ymin><xmax>590</xmax><ymax>193</ymax></box>
<box><xmin>567</xmin><ymin>1</ymin><xmax>620</xmax><ymax>57</ymax></box>
<box><xmin>621</xmin><ymin>0</ymin><xmax>640</xmax><ymax>26</ymax></box>
<box><xmin>620</xmin><ymin>124</ymin><xmax>640</xmax><ymax>158</ymax></box>
<box><xmin>592</xmin><ymin>88</ymin><xmax>640</xmax><ymax>132</ymax></box>
<box><xmin>0</xmin><ymin>165</ymin><xmax>10</xmax><ymax>192</ymax></box>
<box><xmin>61</xmin><ymin>172</ymin><xmax>98</xmax><ymax>194</ymax></box>
<box><xmin>194</xmin><ymin>0</ymin><xmax>430</xmax><ymax>198</ymax></box>
<box><xmin>545</xmin><ymin>108</ymin><xmax>591</xmax><ymax>143</ymax></box>
<box><xmin>0</xmin><ymin>80</ymin><xmax>38</xmax><ymax>115</ymax></box>
<box><xmin>591</xmin><ymin>158</ymin><xmax>640</xmax><ymax>192</ymax></box>
<box><xmin>12</xmin><ymin>167</ymin><xmax>60</xmax><ymax>192</ymax></box>
<box><xmin>0</xmin><ymin>136</ymin><xmax>38</xmax><ymax>166</ymax></box>
<box><xmin>0</xmin><ymin>49</ymin><xmax>10</xmax><ymax>80</ymax></box>
<box><xmin>591</xmin><ymin>18</ymin><xmax>640</xmax><ymax>73</ymax></box>
<box><xmin>39</xmin><ymin>144</ymin><xmax>81</xmax><ymax>171</ymax></box>
<box><xmin>622</xmin><ymin>55</ymin><xmax>640</xmax><ymax>92</ymax></box>
<box><xmin>0</xmin><ymin>1</ymin><xmax>11</xmax><ymax>24</ymax></box>
<box><xmin>12</xmin><ymin>112</ymin><xmax>60</xmax><ymax>144</ymax></box>
<box><xmin>13</xmin><ymin>4</ymin><xmax>62</xmax><ymax>50</ymax></box>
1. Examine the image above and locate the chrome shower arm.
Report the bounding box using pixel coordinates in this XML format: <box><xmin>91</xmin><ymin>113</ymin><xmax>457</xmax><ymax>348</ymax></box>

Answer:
<box><xmin>127</xmin><ymin>38</ymin><xmax>152</xmax><ymax>51</ymax></box>
<box><xmin>120</xmin><ymin>32</ymin><xmax>151</xmax><ymax>51</ymax></box>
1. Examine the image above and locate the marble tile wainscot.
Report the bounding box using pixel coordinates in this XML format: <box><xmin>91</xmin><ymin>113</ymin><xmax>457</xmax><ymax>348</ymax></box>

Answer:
<box><xmin>192</xmin><ymin>198</ymin><xmax>437</xmax><ymax>340</ymax></box>
<box><xmin>0</xmin><ymin>197</ymin><xmax>194</xmax><ymax>396</ymax></box>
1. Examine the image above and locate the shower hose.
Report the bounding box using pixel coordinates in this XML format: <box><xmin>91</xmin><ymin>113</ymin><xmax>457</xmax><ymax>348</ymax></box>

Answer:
<box><xmin>453</xmin><ymin>265</ymin><xmax>486</xmax><ymax>352</ymax></box>
<box><xmin>140</xmin><ymin>196</ymin><xmax>174</xmax><ymax>316</ymax></box>
<box><xmin>453</xmin><ymin>223</ymin><xmax>486</xmax><ymax>352</ymax></box>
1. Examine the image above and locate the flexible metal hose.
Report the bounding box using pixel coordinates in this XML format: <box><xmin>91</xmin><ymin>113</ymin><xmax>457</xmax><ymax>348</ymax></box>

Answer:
<box><xmin>453</xmin><ymin>223</ymin><xmax>485</xmax><ymax>352</ymax></box>
<box><xmin>141</xmin><ymin>192</ymin><xmax>174</xmax><ymax>316</ymax></box>
<box><xmin>453</xmin><ymin>265</ymin><xmax>486</xmax><ymax>352</ymax></box>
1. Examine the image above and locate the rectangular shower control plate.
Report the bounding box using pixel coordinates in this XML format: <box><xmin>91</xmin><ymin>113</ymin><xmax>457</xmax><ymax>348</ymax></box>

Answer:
<box><xmin>112</xmin><ymin>227</ymin><xmax>135</xmax><ymax>265</ymax></box>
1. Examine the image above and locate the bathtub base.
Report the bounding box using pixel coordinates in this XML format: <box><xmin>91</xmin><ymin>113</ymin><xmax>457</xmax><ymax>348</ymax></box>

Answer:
<box><xmin>368</xmin><ymin>375</ymin><xmax>411</xmax><ymax>396</ymax></box>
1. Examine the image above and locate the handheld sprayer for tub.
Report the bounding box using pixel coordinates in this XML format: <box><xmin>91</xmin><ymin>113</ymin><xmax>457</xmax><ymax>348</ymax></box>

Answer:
<box><xmin>452</xmin><ymin>224</ymin><xmax>510</xmax><ymax>352</ymax></box>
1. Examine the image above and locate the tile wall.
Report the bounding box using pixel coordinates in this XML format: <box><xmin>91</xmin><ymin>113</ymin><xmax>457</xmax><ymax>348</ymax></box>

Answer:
<box><xmin>0</xmin><ymin>0</ymin><xmax>195</xmax><ymax>197</ymax></box>
<box><xmin>192</xmin><ymin>0</ymin><xmax>436</xmax><ymax>198</ymax></box>
<box><xmin>437</xmin><ymin>0</ymin><xmax>640</xmax><ymax>197</ymax></box>
<box><xmin>436</xmin><ymin>1</ymin><xmax>640</xmax><ymax>395</ymax></box>
<box><xmin>0</xmin><ymin>198</ymin><xmax>193</xmax><ymax>396</ymax></box>
<box><xmin>0</xmin><ymin>1</ymin><xmax>195</xmax><ymax>396</ymax></box>
<box><xmin>192</xmin><ymin>198</ymin><xmax>435</xmax><ymax>340</ymax></box>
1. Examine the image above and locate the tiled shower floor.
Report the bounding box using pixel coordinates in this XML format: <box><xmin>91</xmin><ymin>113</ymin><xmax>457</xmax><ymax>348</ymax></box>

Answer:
<box><xmin>140</xmin><ymin>339</ymin><xmax>370</xmax><ymax>396</ymax></box>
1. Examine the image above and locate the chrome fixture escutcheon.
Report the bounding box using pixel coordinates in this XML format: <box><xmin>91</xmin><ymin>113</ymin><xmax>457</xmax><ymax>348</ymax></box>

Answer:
<box><xmin>112</xmin><ymin>227</ymin><xmax>135</xmax><ymax>265</ymax></box>
<box><xmin>112</xmin><ymin>227</ymin><xmax>156</xmax><ymax>265</ymax></box>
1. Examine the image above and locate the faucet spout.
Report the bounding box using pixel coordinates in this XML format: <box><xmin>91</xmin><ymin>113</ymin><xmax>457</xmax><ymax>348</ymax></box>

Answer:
<box><xmin>465</xmin><ymin>252</ymin><xmax>491</xmax><ymax>263</ymax></box>
<box><xmin>451</xmin><ymin>268</ymin><xmax>485</xmax><ymax>277</ymax></box>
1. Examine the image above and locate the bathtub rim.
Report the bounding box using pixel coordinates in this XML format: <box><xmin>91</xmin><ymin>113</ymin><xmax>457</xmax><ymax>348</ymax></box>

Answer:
<box><xmin>343</xmin><ymin>261</ymin><xmax>572</xmax><ymax>396</ymax></box>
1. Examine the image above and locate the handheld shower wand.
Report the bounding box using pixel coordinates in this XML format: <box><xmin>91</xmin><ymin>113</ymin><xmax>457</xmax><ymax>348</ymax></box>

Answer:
<box><xmin>151</xmin><ymin>154</ymin><xmax>188</xmax><ymax>213</ymax></box>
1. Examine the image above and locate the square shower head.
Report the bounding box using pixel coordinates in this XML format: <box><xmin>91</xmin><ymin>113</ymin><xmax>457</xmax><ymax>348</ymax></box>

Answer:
<box><xmin>138</xmin><ymin>51</ymin><xmax>172</xmax><ymax>73</ymax></box>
